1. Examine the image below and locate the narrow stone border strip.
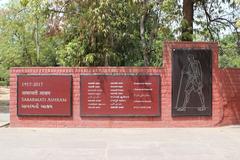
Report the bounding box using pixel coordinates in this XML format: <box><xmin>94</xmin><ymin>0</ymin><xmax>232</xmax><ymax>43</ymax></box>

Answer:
<box><xmin>0</xmin><ymin>122</ymin><xmax>10</xmax><ymax>128</ymax></box>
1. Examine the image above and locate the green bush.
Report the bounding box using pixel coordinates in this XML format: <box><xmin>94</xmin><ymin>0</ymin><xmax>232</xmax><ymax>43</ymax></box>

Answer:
<box><xmin>0</xmin><ymin>81</ymin><xmax>8</xmax><ymax>86</ymax></box>
<box><xmin>0</xmin><ymin>69</ymin><xmax>9</xmax><ymax>86</ymax></box>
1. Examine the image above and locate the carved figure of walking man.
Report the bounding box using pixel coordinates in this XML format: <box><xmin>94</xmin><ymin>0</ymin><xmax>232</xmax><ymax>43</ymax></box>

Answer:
<box><xmin>176</xmin><ymin>54</ymin><xmax>206</xmax><ymax>112</ymax></box>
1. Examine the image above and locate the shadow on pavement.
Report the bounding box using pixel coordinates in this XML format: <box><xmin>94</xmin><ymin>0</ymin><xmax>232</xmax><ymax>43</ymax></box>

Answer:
<box><xmin>0</xmin><ymin>87</ymin><xmax>10</xmax><ymax>127</ymax></box>
<box><xmin>0</xmin><ymin>100</ymin><xmax>9</xmax><ymax>113</ymax></box>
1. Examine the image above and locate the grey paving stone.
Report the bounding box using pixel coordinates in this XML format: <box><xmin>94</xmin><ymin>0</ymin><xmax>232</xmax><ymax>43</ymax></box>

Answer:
<box><xmin>0</xmin><ymin>127</ymin><xmax>240</xmax><ymax>160</ymax></box>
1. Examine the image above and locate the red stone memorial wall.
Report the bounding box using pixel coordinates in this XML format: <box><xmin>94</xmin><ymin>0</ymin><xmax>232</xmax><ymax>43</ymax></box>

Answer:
<box><xmin>219</xmin><ymin>69</ymin><xmax>240</xmax><ymax>125</ymax></box>
<box><xmin>9</xmin><ymin>42</ymin><xmax>240</xmax><ymax>127</ymax></box>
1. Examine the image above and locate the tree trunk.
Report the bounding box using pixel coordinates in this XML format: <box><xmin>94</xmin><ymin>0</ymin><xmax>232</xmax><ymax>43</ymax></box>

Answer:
<box><xmin>140</xmin><ymin>6</ymin><xmax>149</xmax><ymax>66</ymax></box>
<box><xmin>35</xmin><ymin>16</ymin><xmax>40</xmax><ymax>65</ymax></box>
<box><xmin>104</xmin><ymin>53</ymin><xmax>109</xmax><ymax>66</ymax></box>
<box><xmin>182</xmin><ymin>0</ymin><xmax>193</xmax><ymax>41</ymax></box>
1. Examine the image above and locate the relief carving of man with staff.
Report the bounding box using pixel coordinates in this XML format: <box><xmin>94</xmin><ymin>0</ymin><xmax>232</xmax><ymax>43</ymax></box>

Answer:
<box><xmin>175</xmin><ymin>54</ymin><xmax>206</xmax><ymax>112</ymax></box>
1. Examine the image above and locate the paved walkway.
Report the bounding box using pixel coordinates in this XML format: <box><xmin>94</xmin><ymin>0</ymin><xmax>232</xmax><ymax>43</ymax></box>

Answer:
<box><xmin>0</xmin><ymin>86</ymin><xmax>10</xmax><ymax>126</ymax></box>
<box><xmin>1</xmin><ymin>87</ymin><xmax>240</xmax><ymax>159</ymax></box>
<box><xmin>0</xmin><ymin>127</ymin><xmax>240</xmax><ymax>160</ymax></box>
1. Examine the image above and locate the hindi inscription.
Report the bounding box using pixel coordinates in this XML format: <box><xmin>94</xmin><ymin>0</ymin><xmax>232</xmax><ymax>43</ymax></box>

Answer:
<box><xmin>17</xmin><ymin>75</ymin><xmax>72</xmax><ymax>116</ymax></box>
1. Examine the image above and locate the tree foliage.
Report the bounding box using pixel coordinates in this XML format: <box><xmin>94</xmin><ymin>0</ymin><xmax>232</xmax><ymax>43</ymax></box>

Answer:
<box><xmin>0</xmin><ymin>0</ymin><xmax>239</xmax><ymax>85</ymax></box>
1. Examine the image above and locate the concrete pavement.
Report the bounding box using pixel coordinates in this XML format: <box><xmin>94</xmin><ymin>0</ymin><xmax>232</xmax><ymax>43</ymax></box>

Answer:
<box><xmin>0</xmin><ymin>127</ymin><xmax>240</xmax><ymax>160</ymax></box>
<box><xmin>1</xmin><ymin>86</ymin><xmax>240</xmax><ymax>159</ymax></box>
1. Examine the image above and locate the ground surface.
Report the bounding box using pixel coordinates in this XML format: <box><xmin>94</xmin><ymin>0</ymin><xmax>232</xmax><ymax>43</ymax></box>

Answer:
<box><xmin>0</xmin><ymin>86</ymin><xmax>9</xmax><ymax>126</ymax></box>
<box><xmin>1</xmin><ymin>87</ymin><xmax>240</xmax><ymax>160</ymax></box>
<box><xmin>0</xmin><ymin>127</ymin><xmax>240</xmax><ymax>160</ymax></box>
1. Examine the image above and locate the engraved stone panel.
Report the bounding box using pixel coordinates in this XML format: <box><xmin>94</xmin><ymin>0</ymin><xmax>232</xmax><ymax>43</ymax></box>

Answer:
<box><xmin>17</xmin><ymin>75</ymin><xmax>72</xmax><ymax>116</ymax></box>
<box><xmin>80</xmin><ymin>74</ymin><xmax>160</xmax><ymax>116</ymax></box>
<box><xmin>172</xmin><ymin>49</ymin><xmax>212</xmax><ymax>116</ymax></box>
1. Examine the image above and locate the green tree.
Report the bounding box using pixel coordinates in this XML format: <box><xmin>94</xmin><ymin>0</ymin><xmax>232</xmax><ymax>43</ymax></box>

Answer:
<box><xmin>0</xmin><ymin>0</ymin><xmax>59</xmax><ymax>84</ymax></box>
<box><xmin>219</xmin><ymin>34</ymin><xmax>240</xmax><ymax>67</ymax></box>
<box><xmin>54</xmin><ymin>0</ymin><xmax>140</xmax><ymax>66</ymax></box>
<box><xmin>194</xmin><ymin>0</ymin><xmax>240</xmax><ymax>42</ymax></box>
<box><xmin>234</xmin><ymin>0</ymin><xmax>240</xmax><ymax>28</ymax></box>
<box><xmin>0</xmin><ymin>0</ymin><xmax>240</xmax><ymax>86</ymax></box>
<box><xmin>50</xmin><ymin>0</ymin><xmax>170</xmax><ymax>67</ymax></box>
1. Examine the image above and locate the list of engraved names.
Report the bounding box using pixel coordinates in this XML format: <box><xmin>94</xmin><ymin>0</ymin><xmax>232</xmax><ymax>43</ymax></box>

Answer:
<box><xmin>80</xmin><ymin>75</ymin><xmax>160</xmax><ymax>116</ymax></box>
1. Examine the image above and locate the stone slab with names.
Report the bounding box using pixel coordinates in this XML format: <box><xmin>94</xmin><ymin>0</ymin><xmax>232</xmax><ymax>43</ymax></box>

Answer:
<box><xmin>80</xmin><ymin>74</ymin><xmax>161</xmax><ymax>116</ymax></box>
<box><xmin>17</xmin><ymin>75</ymin><xmax>72</xmax><ymax>116</ymax></box>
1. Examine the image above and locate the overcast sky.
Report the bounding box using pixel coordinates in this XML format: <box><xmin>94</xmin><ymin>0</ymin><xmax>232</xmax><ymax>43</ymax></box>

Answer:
<box><xmin>0</xmin><ymin>0</ymin><xmax>8</xmax><ymax>5</ymax></box>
